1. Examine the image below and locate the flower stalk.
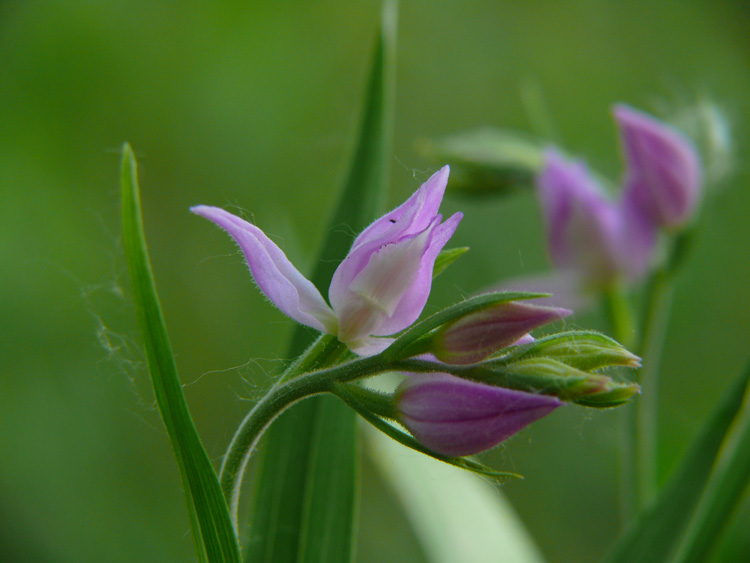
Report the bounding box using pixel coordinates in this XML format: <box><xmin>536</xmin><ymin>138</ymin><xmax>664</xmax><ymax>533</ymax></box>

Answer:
<box><xmin>219</xmin><ymin>323</ymin><xmax>639</xmax><ymax>524</ymax></box>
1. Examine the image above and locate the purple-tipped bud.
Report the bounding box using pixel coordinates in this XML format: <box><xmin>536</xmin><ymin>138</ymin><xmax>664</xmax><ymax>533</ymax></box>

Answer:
<box><xmin>396</xmin><ymin>373</ymin><xmax>562</xmax><ymax>456</ymax></box>
<box><xmin>537</xmin><ymin>150</ymin><xmax>629</xmax><ymax>287</ymax></box>
<box><xmin>615</xmin><ymin>104</ymin><xmax>702</xmax><ymax>229</ymax></box>
<box><xmin>433</xmin><ymin>301</ymin><xmax>571</xmax><ymax>364</ymax></box>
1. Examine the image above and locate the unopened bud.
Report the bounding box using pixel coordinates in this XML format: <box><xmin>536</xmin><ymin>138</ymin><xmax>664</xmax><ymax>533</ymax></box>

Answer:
<box><xmin>615</xmin><ymin>104</ymin><xmax>702</xmax><ymax>229</ymax></box>
<box><xmin>395</xmin><ymin>372</ymin><xmax>562</xmax><ymax>456</ymax></box>
<box><xmin>431</xmin><ymin>301</ymin><xmax>571</xmax><ymax>364</ymax></box>
<box><xmin>503</xmin><ymin>330</ymin><xmax>641</xmax><ymax>371</ymax></box>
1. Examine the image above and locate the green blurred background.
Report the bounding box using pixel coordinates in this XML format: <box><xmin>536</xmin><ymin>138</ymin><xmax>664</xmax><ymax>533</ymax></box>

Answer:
<box><xmin>2</xmin><ymin>1</ymin><xmax>749</xmax><ymax>561</ymax></box>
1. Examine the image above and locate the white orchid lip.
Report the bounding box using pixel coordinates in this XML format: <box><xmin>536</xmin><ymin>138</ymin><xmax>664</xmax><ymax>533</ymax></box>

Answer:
<box><xmin>192</xmin><ymin>166</ymin><xmax>462</xmax><ymax>356</ymax></box>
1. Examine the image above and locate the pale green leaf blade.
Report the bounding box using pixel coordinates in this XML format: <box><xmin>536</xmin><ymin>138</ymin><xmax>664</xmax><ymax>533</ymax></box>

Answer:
<box><xmin>245</xmin><ymin>3</ymin><xmax>398</xmax><ymax>562</ymax></box>
<box><xmin>121</xmin><ymin>144</ymin><xmax>241</xmax><ymax>563</ymax></box>
<box><xmin>604</xmin><ymin>361</ymin><xmax>750</xmax><ymax>563</ymax></box>
<box><xmin>417</xmin><ymin>127</ymin><xmax>544</xmax><ymax>195</ymax></box>
<box><xmin>366</xmin><ymin>426</ymin><xmax>545</xmax><ymax>563</ymax></box>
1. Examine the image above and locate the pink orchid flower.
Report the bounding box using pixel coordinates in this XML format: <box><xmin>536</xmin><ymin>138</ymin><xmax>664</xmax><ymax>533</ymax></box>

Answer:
<box><xmin>192</xmin><ymin>167</ymin><xmax>462</xmax><ymax>355</ymax></box>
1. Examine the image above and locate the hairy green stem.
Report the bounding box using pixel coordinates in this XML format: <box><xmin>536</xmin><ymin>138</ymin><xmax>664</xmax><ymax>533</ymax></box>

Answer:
<box><xmin>335</xmin><ymin>383</ymin><xmax>397</xmax><ymax>420</ymax></box>
<box><xmin>219</xmin><ymin>334</ymin><xmax>344</xmax><ymax>525</ymax></box>
<box><xmin>219</xmin><ymin>340</ymin><xmax>389</xmax><ymax>525</ymax></box>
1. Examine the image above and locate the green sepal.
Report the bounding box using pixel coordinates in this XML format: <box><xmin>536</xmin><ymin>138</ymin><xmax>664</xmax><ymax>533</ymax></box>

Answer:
<box><xmin>498</xmin><ymin>358</ymin><xmax>639</xmax><ymax>407</ymax></box>
<box><xmin>498</xmin><ymin>330</ymin><xmax>642</xmax><ymax>371</ymax></box>
<box><xmin>490</xmin><ymin>358</ymin><xmax>610</xmax><ymax>399</ymax></box>
<box><xmin>417</xmin><ymin>128</ymin><xmax>544</xmax><ymax>195</ymax></box>
<box><xmin>572</xmin><ymin>382</ymin><xmax>642</xmax><ymax>408</ymax></box>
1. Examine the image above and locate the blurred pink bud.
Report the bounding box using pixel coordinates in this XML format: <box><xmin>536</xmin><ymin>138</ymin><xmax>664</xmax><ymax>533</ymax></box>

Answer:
<box><xmin>615</xmin><ymin>104</ymin><xmax>702</xmax><ymax>229</ymax></box>
<box><xmin>537</xmin><ymin>150</ymin><xmax>656</xmax><ymax>287</ymax></box>
<box><xmin>396</xmin><ymin>372</ymin><xmax>562</xmax><ymax>456</ymax></box>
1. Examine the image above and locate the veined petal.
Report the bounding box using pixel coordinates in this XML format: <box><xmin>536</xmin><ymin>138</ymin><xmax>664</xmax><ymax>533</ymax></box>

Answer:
<box><xmin>433</xmin><ymin>301</ymin><xmax>571</xmax><ymax>365</ymax></box>
<box><xmin>617</xmin><ymin>186</ymin><xmax>659</xmax><ymax>282</ymax></box>
<box><xmin>372</xmin><ymin>212</ymin><xmax>463</xmax><ymax>336</ymax></box>
<box><xmin>512</xmin><ymin>334</ymin><xmax>535</xmax><ymax>346</ymax></box>
<box><xmin>191</xmin><ymin>206</ymin><xmax>336</xmax><ymax>333</ymax></box>
<box><xmin>334</xmin><ymin>222</ymin><xmax>435</xmax><ymax>345</ymax></box>
<box><xmin>351</xmin><ymin>166</ymin><xmax>450</xmax><ymax>251</ymax></box>
<box><xmin>347</xmin><ymin>336</ymin><xmax>394</xmax><ymax>357</ymax></box>
<box><xmin>330</xmin><ymin>167</ymin><xmax>450</xmax><ymax>302</ymax></box>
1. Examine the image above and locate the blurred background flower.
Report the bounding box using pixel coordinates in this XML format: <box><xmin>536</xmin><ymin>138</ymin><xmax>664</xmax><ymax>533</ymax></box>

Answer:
<box><xmin>2</xmin><ymin>1</ymin><xmax>750</xmax><ymax>561</ymax></box>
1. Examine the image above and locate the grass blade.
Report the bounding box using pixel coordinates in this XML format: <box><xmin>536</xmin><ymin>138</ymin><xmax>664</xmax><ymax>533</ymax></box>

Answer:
<box><xmin>245</xmin><ymin>3</ymin><xmax>398</xmax><ymax>562</ymax></box>
<box><xmin>121</xmin><ymin>144</ymin><xmax>241</xmax><ymax>563</ymax></box>
<box><xmin>671</xmin><ymin>360</ymin><xmax>750</xmax><ymax>562</ymax></box>
<box><xmin>604</xmin><ymin>361</ymin><xmax>750</xmax><ymax>563</ymax></box>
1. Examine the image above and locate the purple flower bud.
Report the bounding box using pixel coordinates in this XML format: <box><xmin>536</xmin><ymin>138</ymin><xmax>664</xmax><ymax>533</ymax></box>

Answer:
<box><xmin>192</xmin><ymin>167</ymin><xmax>462</xmax><ymax>355</ymax></box>
<box><xmin>433</xmin><ymin>301</ymin><xmax>571</xmax><ymax>364</ymax></box>
<box><xmin>537</xmin><ymin>150</ymin><xmax>660</xmax><ymax>288</ymax></box>
<box><xmin>396</xmin><ymin>373</ymin><xmax>562</xmax><ymax>456</ymax></box>
<box><xmin>615</xmin><ymin>104</ymin><xmax>702</xmax><ymax>229</ymax></box>
<box><xmin>537</xmin><ymin>150</ymin><xmax>629</xmax><ymax>287</ymax></box>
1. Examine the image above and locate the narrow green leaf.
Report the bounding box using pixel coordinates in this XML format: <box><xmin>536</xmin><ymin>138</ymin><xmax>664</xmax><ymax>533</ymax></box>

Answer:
<box><xmin>603</xmin><ymin>361</ymin><xmax>750</xmax><ymax>563</ymax></box>
<box><xmin>671</xmin><ymin>361</ymin><xmax>750</xmax><ymax>563</ymax></box>
<box><xmin>120</xmin><ymin>144</ymin><xmax>241</xmax><ymax>562</ymax></box>
<box><xmin>246</xmin><ymin>3</ymin><xmax>398</xmax><ymax>562</ymax></box>
<box><xmin>433</xmin><ymin>246</ymin><xmax>469</xmax><ymax>278</ymax></box>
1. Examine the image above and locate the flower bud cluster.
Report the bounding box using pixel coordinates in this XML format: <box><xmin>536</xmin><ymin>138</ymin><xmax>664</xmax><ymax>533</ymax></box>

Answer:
<box><xmin>387</xmin><ymin>328</ymin><xmax>639</xmax><ymax>456</ymax></box>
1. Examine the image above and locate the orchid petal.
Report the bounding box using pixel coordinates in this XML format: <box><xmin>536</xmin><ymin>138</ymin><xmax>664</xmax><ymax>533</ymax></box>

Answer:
<box><xmin>330</xmin><ymin>167</ymin><xmax>450</xmax><ymax>304</ymax></box>
<box><xmin>191</xmin><ymin>206</ymin><xmax>337</xmax><ymax>333</ymax></box>
<box><xmin>618</xmin><ymin>186</ymin><xmax>659</xmax><ymax>282</ymax></box>
<box><xmin>334</xmin><ymin>222</ymin><xmax>436</xmax><ymax>345</ymax></box>
<box><xmin>351</xmin><ymin>166</ymin><xmax>450</xmax><ymax>251</ymax></box>
<box><xmin>512</xmin><ymin>334</ymin><xmax>535</xmax><ymax>346</ymax></box>
<box><xmin>371</xmin><ymin>212</ymin><xmax>463</xmax><ymax>336</ymax></box>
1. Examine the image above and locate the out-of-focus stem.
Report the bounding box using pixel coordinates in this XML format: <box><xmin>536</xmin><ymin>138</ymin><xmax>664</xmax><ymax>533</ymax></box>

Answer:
<box><xmin>635</xmin><ymin>268</ymin><xmax>674</xmax><ymax>507</ymax></box>
<box><xmin>602</xmin><ymin>288</ymin><xmax>639</xmax><ymax>525</ymax></box>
